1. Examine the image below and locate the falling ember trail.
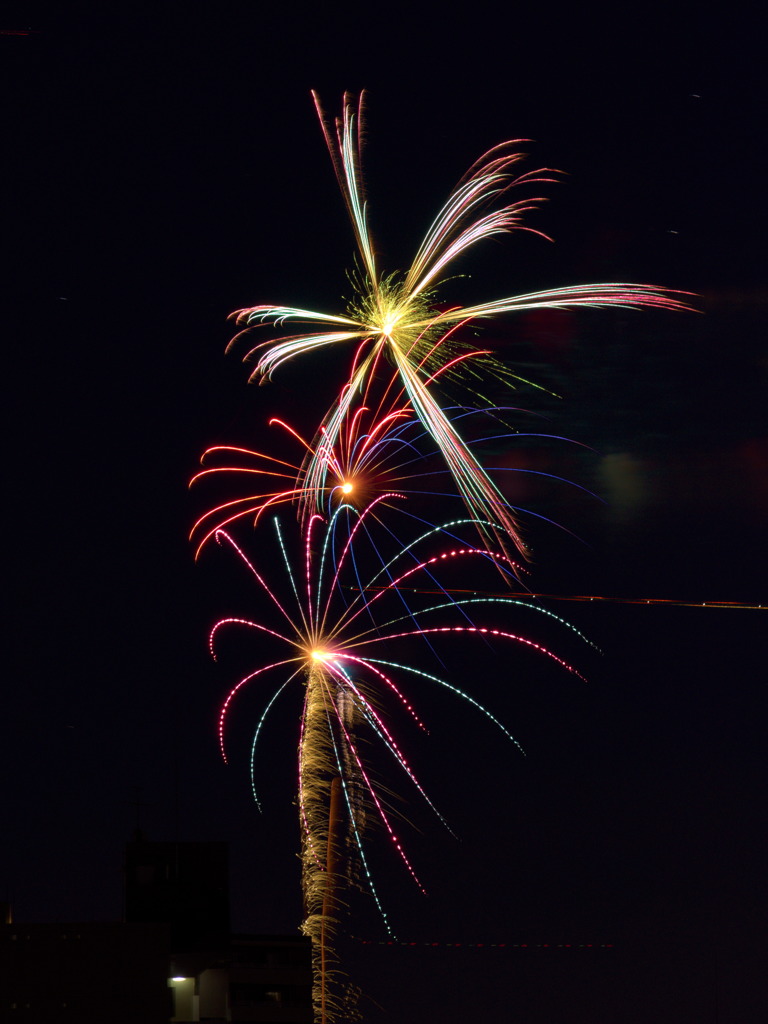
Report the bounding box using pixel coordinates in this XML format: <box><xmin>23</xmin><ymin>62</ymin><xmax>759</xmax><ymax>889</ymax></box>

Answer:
<box><xmin>299</xmin><ymin>662</ymin><xmax>359</xmax><ymax>1023</ymax></box>
<box><xmin>321</xmin><ymin>776</ymin><xmax>344</xmax><ymax>1024</ymax></box>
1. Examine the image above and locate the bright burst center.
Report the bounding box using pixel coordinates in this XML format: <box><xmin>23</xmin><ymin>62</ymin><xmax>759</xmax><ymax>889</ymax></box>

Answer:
<box><xmin>370</xmin><ymin>290</ymin><xmax>408</xmax><ymax>338</ymax></box>
<box><xmin>371</xmin><ymin>307</ymin><xmax>406</xmax><ymax>342</ymax></box>
<box><xmin>310</xmin><ymin>649</ymin><xmax>333</xmax><ymax>662</ymax></box>
<box><xmin>341</xmin><ymin>481</ymin><xmax>353</xmax><ymax>495</ymax></box>
<box><xmin>348</xmin><ymin>277</ymin><xmax>436</xmax><ymax>358</ymax></box>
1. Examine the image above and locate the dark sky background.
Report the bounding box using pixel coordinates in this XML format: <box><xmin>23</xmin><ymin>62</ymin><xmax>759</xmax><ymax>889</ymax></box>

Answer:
<box><xmin>3</xmin><ymin>6</ymin><xmax>766</xmax><ymax>1023</ymax></box>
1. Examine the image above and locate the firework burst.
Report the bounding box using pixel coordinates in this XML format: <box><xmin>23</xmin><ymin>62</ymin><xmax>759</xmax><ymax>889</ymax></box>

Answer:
<box><xmin>227</xmin><ymin>92</ymin><xmax>692</xmax><ymax>559</ymax></box>
<box><xmin>208</xmin><ymin>506</ymin><xmax>593</xmax><ymax>1021</ymax></box>
<box><xmin>189</xmin><ymin>372</ymin><xmax>420</xmax><ymax>558</ymax></box>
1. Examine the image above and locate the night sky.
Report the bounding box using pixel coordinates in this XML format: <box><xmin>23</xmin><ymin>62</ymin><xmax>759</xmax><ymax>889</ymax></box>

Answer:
<box><xmin>3</xmin><ymin>7</ymin><xmax>766</xmax><ymax>1022</ymax></box>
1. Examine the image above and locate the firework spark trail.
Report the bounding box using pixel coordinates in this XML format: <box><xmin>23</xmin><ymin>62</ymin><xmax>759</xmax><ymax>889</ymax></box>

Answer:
<box><xmin>226</xmin><ymin>92</ymin><xmax>691</xmax><ymax>560</ymax></box>
<box><xmin>189</xmin><ymin>442</ymin><xmax>306</xmax><ymax>556</ymax></box>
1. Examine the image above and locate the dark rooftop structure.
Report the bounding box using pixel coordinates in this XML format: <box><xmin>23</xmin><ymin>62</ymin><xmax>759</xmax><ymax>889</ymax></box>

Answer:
<box><xmin>1</xmin><ymin>839</ymin><xmax>311</xmax><ymax>1023</ymax></box>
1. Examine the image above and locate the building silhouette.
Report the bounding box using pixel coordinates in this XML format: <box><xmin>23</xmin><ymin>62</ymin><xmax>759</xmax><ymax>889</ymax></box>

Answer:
<box><xmin>1</xmin><ymin>838</ymin><xmax>312</xmax><ymax>1023</ymax></box>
